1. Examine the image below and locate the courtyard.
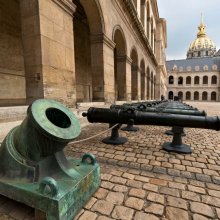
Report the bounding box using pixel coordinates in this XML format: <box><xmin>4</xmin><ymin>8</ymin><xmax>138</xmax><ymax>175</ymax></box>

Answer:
<box><xmin>0</xmin><ymin>101</ymin><xmax>219</xmax><ymax>219</ymax></box>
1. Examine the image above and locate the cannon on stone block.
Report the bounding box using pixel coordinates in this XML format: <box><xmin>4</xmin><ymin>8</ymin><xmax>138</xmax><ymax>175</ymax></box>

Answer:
<box><xmin>82</xmin><ymin>107</ymin><xmax>220</xmax><ymax>153</ymax></box>
<box><xmin>0</xmin><ymin>99</ymin><xmax>100</xmax><ymax>220</ymax></box>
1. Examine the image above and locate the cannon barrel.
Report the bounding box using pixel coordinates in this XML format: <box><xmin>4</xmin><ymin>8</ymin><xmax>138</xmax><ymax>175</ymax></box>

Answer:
<box><xmin>83</xmin><ymin>107</ymin><xmax>220</xmax><ymax>130</ymax></box>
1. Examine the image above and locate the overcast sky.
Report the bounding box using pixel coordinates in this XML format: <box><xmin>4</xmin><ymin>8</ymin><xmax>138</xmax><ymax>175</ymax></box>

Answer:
<box><xmin>157</xmin><ymin>0</ymin><xmax>220</xmax><ymax>60</ymax></box>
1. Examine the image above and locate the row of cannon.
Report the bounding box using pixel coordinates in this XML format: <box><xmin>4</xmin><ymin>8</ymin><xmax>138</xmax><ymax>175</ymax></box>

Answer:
<box><xmin>82</xmin><ymin>100</ymin><xmax>216</xmax><ymax>154</ymax></box>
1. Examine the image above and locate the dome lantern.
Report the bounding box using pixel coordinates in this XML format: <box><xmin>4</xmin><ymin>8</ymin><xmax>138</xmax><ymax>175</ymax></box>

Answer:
<box><xmin>187</xmin><ymin>15</ymin><xmax>216</xmax><ymax>59</ymax></box>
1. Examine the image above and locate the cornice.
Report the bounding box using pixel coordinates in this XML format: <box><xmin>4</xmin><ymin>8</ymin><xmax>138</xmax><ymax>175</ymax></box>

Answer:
<box><xmin>90</xmin><ymin>34</ymin><xmax>116</xmax><ymax>50</ymax></box>
<box><xmin>52</xmin><ymin>0</ymin><xmax>76</xmax><ymax>16</ymax></box>
<box><xmin>121</xmin><ymin>0</ymin><xmax>158</xmax><ymax>66</ymax></box>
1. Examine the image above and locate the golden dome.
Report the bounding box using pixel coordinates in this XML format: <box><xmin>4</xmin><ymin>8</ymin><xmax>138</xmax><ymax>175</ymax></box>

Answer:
<box><xmin>187</xmin><ymin>15</ymin><xmax>216</xmax><ymax>59</ymax></box>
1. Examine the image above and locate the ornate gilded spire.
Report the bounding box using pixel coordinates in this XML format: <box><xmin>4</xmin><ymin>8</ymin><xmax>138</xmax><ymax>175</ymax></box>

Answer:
<box><xmin>197</xmin><ymin>13</ymin><xmax>206</xmax><ymax>38</ymax></box>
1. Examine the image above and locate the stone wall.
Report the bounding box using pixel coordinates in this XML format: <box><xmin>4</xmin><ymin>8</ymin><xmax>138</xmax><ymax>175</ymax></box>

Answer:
<box><xmin>0</xmin><ymin>0</ymin><xmax>26</xmax><ymax>106</ymax></box>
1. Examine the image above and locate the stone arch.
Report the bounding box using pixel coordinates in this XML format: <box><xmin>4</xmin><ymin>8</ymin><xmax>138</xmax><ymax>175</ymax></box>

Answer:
<box><xmin>130</xmin><ymin>47</ymin><xmax>139</xmax><ymax>100</ymax></box>
<box><xmin>113</xmin><ymin>26</ymin><xmax>127</xmax><ymax>101</ymax></box>
<box><xmin>74</xmin><ymin>0</ymin><xmax>105</xmax><ymax>102</ymax></box>
<box><xmin>169</xmin><ymin>75</ymin><xmax>174</xmax><ymax>84</ymax></box>
<box><xmin>202</xmin><ymin>91</ymin><xmax>208</xmax><ymax>100</ymax></box>
<box><xmin>168</xmin><ymin>91</ymin><xmax>173</xmax><ymax>100</ymax></box>
<box><xmin>147</xmin><ymin>66</ymin><xmax>150</xmax><ymax>99</ymax></box>
<box><xmin>211</xmin><ymin>75</ymin><xmax>217</xmax><ymax>84</ymax></box>
<box><xmin>211</xmin><ymin>91</ymin><xmax>216</xmax><ymax>101</ymax></box>
<box><xmin>194</xmin><ymin>91</ymin><xmax>199</xmax><ymax>100</ymax></box>
<box><xmin>186</xmin><ymin>76</ymin><xmax>191</xmax><ymax>84</ymax></box>
<box><xmin>178</xmin><ymin>91</ymin><xmax>183</xmax><ymax>100</ymax></box>
<box><xmin>80</xmin><ymin>0</ymin><xmax>105</xmax><ymax>34</ymax></box>
<box><xmin>203</xmin><ymin>76</ymin><xmax>208</xmax><ymax>84</ymax></box>
<box><xmin>140</xmin><ymin>59</ymin><xmax>146</xmax><ymax>100</ymax></box>
<box><xmin>186</xmin><ymin>91</ymin><xmax>191</xmax><ymax>100</ymax></box>
<box><xmin>194</xmin><ymin>76</ymin><xmax>199</xmax><ymax>85</ymax></box>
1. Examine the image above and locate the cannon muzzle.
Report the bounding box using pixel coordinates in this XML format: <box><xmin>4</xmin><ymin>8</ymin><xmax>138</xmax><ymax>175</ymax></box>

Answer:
<box><xmin>83</xmin><ymin>107</ymin><xmax>220</xmax><ymax>131</ymax></box>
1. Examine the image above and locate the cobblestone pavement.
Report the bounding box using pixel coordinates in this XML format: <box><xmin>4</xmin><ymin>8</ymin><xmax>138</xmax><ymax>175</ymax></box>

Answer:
<box><xmin>0</xmin><ymin>102</ymin><xmax>220</xmax><ymax>219</ymax></box>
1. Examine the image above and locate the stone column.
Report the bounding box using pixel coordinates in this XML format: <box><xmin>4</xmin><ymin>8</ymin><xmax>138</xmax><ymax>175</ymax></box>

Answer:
<box><xmin>137</xmin><ymin>67</ymin><xmax>141</xmax><ymax>100</ymax></box>
<box><xmin>155</xmin><ymin>67</ymin><xmax>161</xmax><ymax>100</ymax></box>
<box><xmin>131</xmin><ymin>65</ymin><xmax>138</xmax><ymax>100</ymax></box>
<box><xmin>147</xmin><ymin>18</ymin><xmax>151</xmax><ymax>43</ymax></box>
<box><xmin>20</xmin><ymin>0</ymin><xmax>76</xmax><ymax>106</ymax></box>
<box><xmin>141</xmin><ymin>72</ymin><xmax>146</xmax><ymax>100</ymax></box>
<box><xmin>90</xmin><ymin>34</ymin><xmax>115</xmax><ymax>103</ymax></box>
<box><xmin>125</xmin><ymin>56</ymin><xmax>132</xmax><ymax>101</ymax></box>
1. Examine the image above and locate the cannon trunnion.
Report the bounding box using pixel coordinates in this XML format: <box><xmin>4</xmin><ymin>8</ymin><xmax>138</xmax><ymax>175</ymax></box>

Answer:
<box><xmin>0</xmin><ymin>99</ymin><xmax>100</xmax><ymax>220</ymax></box>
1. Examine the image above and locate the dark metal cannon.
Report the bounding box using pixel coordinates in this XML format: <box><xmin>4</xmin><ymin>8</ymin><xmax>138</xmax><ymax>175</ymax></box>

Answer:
<box><xmin>82</xmin><ymin>107</ymin><xmax>219</xmax><ymax>153</ymax></box>
<box><xmin>0</xmin><ymin>99</ymin><xmax>100</xmax><ymax>220</ymax></box>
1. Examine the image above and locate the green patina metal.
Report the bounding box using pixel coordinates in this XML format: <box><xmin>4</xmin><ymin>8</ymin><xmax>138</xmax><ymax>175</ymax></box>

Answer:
<box><xmin>0</xmin><ymin>99</ymin><xmax>100</xmax><ymax>220</ymax></box>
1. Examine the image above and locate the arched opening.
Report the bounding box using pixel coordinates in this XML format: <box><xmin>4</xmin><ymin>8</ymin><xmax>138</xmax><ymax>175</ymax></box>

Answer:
<box><xmin>0</xmin><ymin>0</ymin><xmax>26</xmax><ymax>106</ymax></box>
<box><xmin>178</xmin><ymin>91</ymin><xmax>183</xmax><ymax>100</ymax></box>
<box><xmin>169</xmin><ymin>76</ymin><xmax>174</xmax><ymax>84</ymax></box>
<box><xmin>140</xmin><ymin>59</ymin><xmax>145</xmax><ymax>100</ymax></box>
<box><xmin>186</xmin><ymin>76</ymin><xmax>191</xmax><ymax>85</ymax></box>
<box><xmin>211</xmin><ymin>75</ymin><xmax>217</xmax><ymax>84</ymax></box>
<box><xmin>194</xmin><ymin>91</ymin><xmax>199</xmax><ymax>100</ymax></box>
<box><xmin>194</xmin><ymin>76</ymin><xmax>199</xmax><ymax>85</ymax></box>
<box><xmin>74</xmin><ymin>0</ymin><xmax>104</xmax><ymax>102</ymax></box>
<box><xmin>113</xmin><ymin>28</ymin><xmax>127</xmax><ymax>101</ymax></box>
<box><xmin>168</xmin><ymin>91</ymin><xmax>173</xmax><ymax>100</ymax></box>
<box><xmin>186</xmin><ymin>91</ymin><xmax>191</xmax><ymax>100</ymax></box>
<box><xmin>147</xmin><ymin>67</ymin><xmax>150</xmax><ymax>99</ymax></box>
<box><xmin>151</xmin><ymin>72</ymin><xmax>153</xmax><ymax>99</ymax></box>
<box><xmin>202</xmin><ymin>91</ymin><xmax>208</xmax><ymax>100</ymax></box>
<box><xmin>211</xmin><ymin>92</ymin><xmax>216</xmax><ymax>101</ymax></box>
<box><xmin>131</xmin><ymin>48</ymin><xmax>138</xmax><ymax>100</ymax></box>
<box><xmin>203</xmin><ymin>76</ymin><xmax>208</xmax><ymax>84</ymax></box>
<box><xmin>178</xmin><ymin>77</ymin><xmax>183</xmax><ymax>85</ymax></box>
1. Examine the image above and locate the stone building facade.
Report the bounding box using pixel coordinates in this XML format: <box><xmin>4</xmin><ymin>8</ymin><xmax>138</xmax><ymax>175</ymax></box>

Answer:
<box><xmin>0</xmin><ymin>0</ymin><xmax>167</xmax><ymax>107</ymax></box>
<box><xmin>167</xmin><ymin>18</ymin><xmax>220</xmax><ymax>101</ymax></box>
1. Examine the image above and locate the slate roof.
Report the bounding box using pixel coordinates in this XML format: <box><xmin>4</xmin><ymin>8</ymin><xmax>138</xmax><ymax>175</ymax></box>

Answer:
<box><xmin>166</xmin><ymin>52</ymin><xmax>220</xmax><ymax>72</ymax></box>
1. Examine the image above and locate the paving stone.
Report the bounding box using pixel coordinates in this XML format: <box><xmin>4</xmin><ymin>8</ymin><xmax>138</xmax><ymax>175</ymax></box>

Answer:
<box><xmin>182</xmin><ymin>191</ymin><xmax>201</xmax><ymax>202</ymax></box>
<box><xmin>166</xmin><ymin>207</ymin><xmax>189</xmax><ymax>220</ymax></box>
<box><xmin>169</xmin><ymin>181</ymin><xmax>185</xmax><ymax>190</ymax></box>
<box><xmin>216</xmin><ymin>208</ymin><xmax>220</xmax><ymax>219</ymax></box>
<box><xmin>106</xmin><ymin>192</ymin><xmax>124</xmax><ymax>205</ymax></box>
<box><xmin>134</xmin><ymin>175</ymin><xmax>149</xmax><ymax>183</ymax></box>
<box><xmin>193</xmin><ymin>214</ymin><xmax>209</xmax><ymax>220</ymax></box>
<box><xmin>149</xmin><ymin>178</ymin><xmax>167</xmax><ymax>186</ymax></box>
<box><xmin>110</xmin><ymin>176</ymin><xmax>127</xmax><ymax>185</ymax></box>
<box><xmin>181</xmin><ymin>171</ymin><xmax>196</xmax><ymax>179</ymax></box>
<box><xmin>145</xmin><ymin>203</ymin><xmax>164</xmax><ymax>215</ymax></box>
<box><xmin>84</xmin><ymin>197</ymin><xmax>97</xmax><ymax>209</ymax></box>
<box><xmin>125</xmin><ymin>197</ymin><xmax>144</xmax><ymax>210</ymax></box>
<box><xmin>190</xmin><ymin>202</ymin><xmax>215</xmax><ymax>218</ymax></box>
<box><xmin>208</xmin><ymin>189</ymin><xmax>220</xmax><ymax>198</ymax></box>
<box><xmin>101</xmin><ymin>174</ymin><xmax>112</xmax><ymax>181</ymax></box>
<box><xmin>188</xmin><ymin>185</ymin><xmax>206</xmax><ymax>194</ymax></box>
<box><xmin>92</xmin><ymin>200</ymin><xmax>114</xmax><ymax>215</ymax></box>
<box><xmin>167</xmin><ymin>169</ymin><xmax>181</xmax><ymax>177</ymax></box>
<box><xmin>202</xmin><ymin>195</ymin><xmax>220</xmax><ymax>207</ymax></box>
<box><xmin>111</xmin><ymin>206</ymin><xmax>134</xmax><ymax>220</ymax></box>
<box><xmin>113</xmin><ymin>184</ymin><xmax>128</xmax><ymax>193</ymax></box>
<box><xmin>167</xmin><ymin>196</ymin><xmax>188</xmax><ymax>209</ymax></box>
<box><xmin>143</xmin><ymin>183</ymin><xmax>159</xmax><ymax>192</ymax></box>
<box><xmin>147</xmin><ymin>192</ymin><xmax>165</xmax><ymax>204</ymax></box>
<box><xmin>94</xmin><ymin>188</ymin><xmax>109</xmax><ymax>199</ymax></box>
<box><xmin>129</xmin><ymin>188</ymin><xmax>146</xmax><ymax>198</ymax></box>
<box><xmin>195</xmin><ymin>174</ymin><xmax>212</xmax><ymax>183</ymax></box>
<box><xmin>134</xmin><ymin>212</ymin><xmax>159</xmax><ymax>220</ymax></box>
<box><xmin>160</xmin><ymin>187</ymin><xmax>180</xmax><ymax>197</ymax></box>
<box><xmin>96</xmin><ymin>216</ymin><xmax>114</xmax><ymax>220</ymax></box>
<box><xmin>122</xmin><ymin>172</ymin><xmax>135</xmax><ymax>180</ymax></box>
<box><xmin>78</xmin><ymin>211</ymin><xmax>97</xmax><ymax>220</ymax></box>
<box><xmin>101</xmin><ymin>181</ymin><xmax>114</xmax><ymax>190</ymax></box>
<box><xmin>126</xmin><ymin>180</ymin><xmax>143</xmax><ymax>188</ymax></box>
